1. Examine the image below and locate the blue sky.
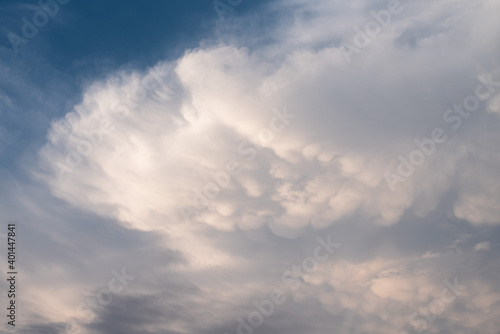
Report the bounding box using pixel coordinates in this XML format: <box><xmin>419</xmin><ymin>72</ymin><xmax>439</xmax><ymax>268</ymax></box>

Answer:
<box><xmin>1</xmin><ymin>1</ymin><xmax>500</xmax><ymax>334</ymax></box>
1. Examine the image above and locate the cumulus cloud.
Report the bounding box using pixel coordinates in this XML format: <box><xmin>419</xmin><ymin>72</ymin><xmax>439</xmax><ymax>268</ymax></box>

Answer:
<box><xmin>24</xmin><ymin>0</ymin><xmax>500</xmax><ymax>333</ymax></box>
<box><xmin>36</xmin><ymin>0</ymin><xmax>500</xmax><ymax>238</ymax></box>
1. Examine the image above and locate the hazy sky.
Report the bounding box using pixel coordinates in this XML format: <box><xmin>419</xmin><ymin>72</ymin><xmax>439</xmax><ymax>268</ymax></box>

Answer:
<box><xmin>1</xmin><ymin>0</ymin><xmax>500</xmax><ymax>333</ymax></box>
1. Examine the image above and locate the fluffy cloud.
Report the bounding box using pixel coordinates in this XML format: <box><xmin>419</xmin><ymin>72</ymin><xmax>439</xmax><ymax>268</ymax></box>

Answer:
<box><xmin>37</xmin><ymin>0</ymin><xmax>500</xmax><ymax>238</ymax></box>
<box><xmin>27</xmin><ymin>0</ymin><xmax>500</xmax><ymax>333</ymax></box>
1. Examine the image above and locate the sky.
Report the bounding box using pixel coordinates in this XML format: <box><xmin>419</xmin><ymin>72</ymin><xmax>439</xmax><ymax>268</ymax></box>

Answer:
<box><xmin>0</xmin><ymin>0</ymin><xmax>500</xmax><ymax>333</ymax></box>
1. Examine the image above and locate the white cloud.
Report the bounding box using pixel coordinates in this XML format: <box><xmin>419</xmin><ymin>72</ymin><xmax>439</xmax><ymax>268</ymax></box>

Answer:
<box><xmin>474</xmin><ymin>241</ymin><xmax>491</xmax><ymax>251</ymax></box>
<box><xmin>26</xmin><ymin>1</ymin><xmax>500</xmax><ymax>332</ymax></box>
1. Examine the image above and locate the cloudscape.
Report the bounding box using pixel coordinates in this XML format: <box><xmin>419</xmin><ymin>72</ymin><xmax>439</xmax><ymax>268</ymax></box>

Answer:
<box><xmin>1</xmin><ymin>0</ymin><xmax>500</xmax><ymax>333</ymax></box>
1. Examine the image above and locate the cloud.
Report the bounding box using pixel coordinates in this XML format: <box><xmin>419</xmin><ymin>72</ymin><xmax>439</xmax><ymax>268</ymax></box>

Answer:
<box><xmin>19</xmin><ymin>0</ymin><xmax>500</xmax><ymax>333</ymax></box>
<box><xmin>36</xmin><ymin>0</ymin><xmax>500</xmax><ymax>238</ymax></box>
<box><xmin>474</xmin><ymin>241</ymin><xmax>491</xmax><ymax>251</ymax></box>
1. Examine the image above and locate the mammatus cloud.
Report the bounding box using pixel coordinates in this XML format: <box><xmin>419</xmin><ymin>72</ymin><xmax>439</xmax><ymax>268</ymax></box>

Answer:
<box><xmin>26</xmin><ymin>0</ymin><xmax>500</xmax><ymax>333</ymax></box>
<box><xmin>38</xmin><ymin>0</ymin><xmax>500</xmax><ymax>235</ymax></box>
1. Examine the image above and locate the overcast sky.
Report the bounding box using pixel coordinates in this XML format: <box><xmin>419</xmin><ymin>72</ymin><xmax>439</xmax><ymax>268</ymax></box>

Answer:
<box><xmin>1</xmin><ymin>0</ymin><xmax>500</xmax><ymax>333</ymax></box>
